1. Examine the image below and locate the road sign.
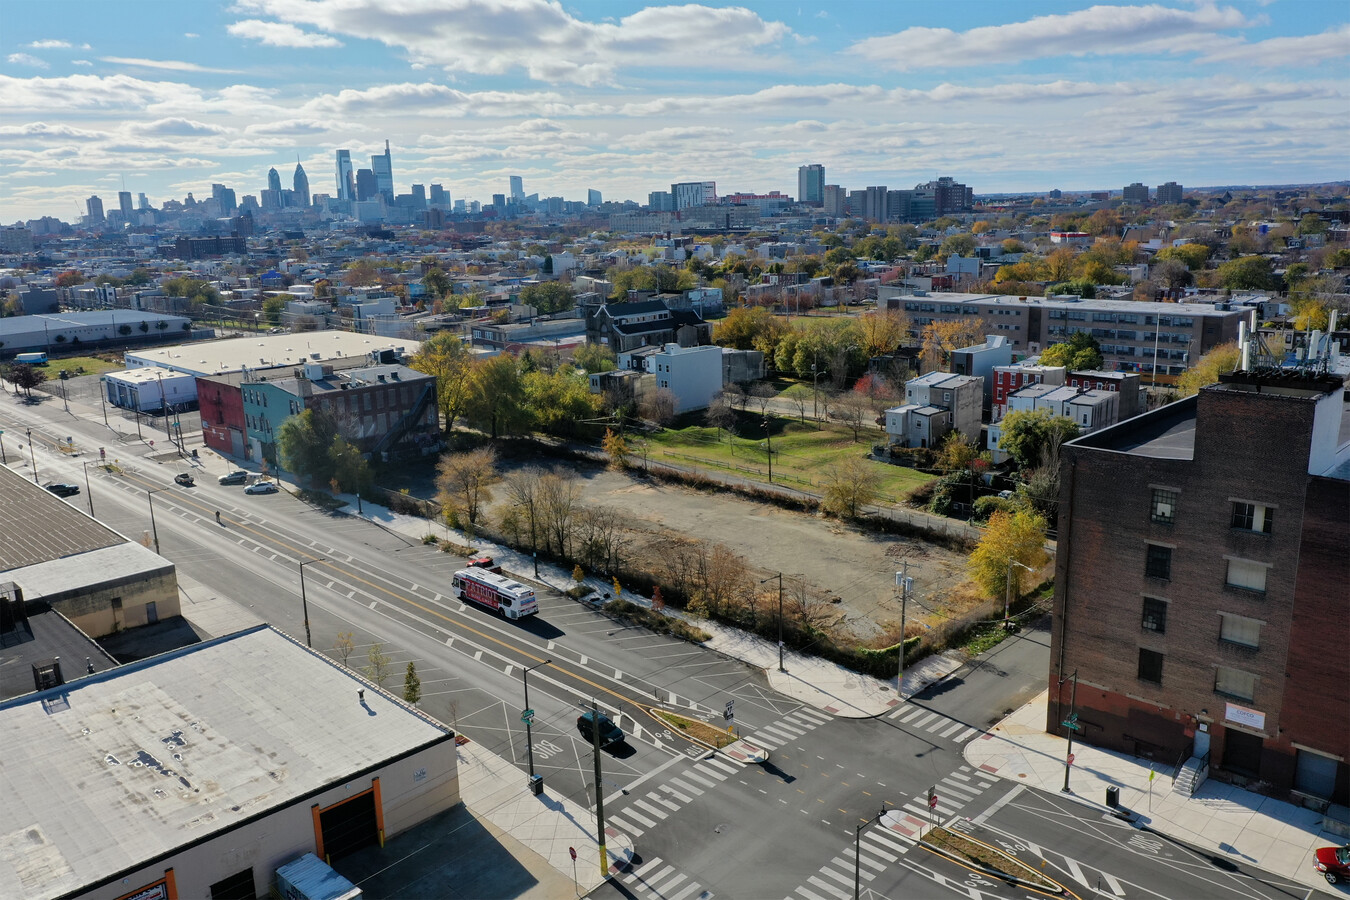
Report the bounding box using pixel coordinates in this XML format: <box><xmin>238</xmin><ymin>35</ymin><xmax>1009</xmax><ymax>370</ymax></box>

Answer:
<box><xmin>1061</xmin><ymin>714</ymin><xmax>1083</xmax><ymax>732</ymax></box>
<box><xmin>521</xmin><ymin>709</ymin><xmax>534</xmax><ymax>723</ymax></box>
<box><xmin>1067</xmin><ymin>753</ymin><xmax>1075</xmax><ymax>767</ymax></box>
<box><xmin>724</xmin><ymin>700</ymin><xmax>734</xmax><ymax>721</ymax></box>
<box><xmin>928</xmin><ymin>793</ymin><xmax>938</xmax><ymax>809</ymax></box>
<box><xmin>569</xmin><ymin>847</ymin><xmax>577</xmax><ymax>861</ymax></box>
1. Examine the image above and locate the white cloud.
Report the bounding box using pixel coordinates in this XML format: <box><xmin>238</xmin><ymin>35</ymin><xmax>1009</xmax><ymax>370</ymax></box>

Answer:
<box><xmin>128</xmin><ymin>117</ymin><xmax>230</xmax><ymax>136</ymax></box>
<box><xmin>184</xmin><ymin>33</ymin><xmax>200</xmax><ymax>39</ymax></box>
<box><xmin>72</xmin><ymin>60</ymin><xmax>93</xmax><ymax>66</ymax></box>
<box><xmin>232</xmin><ymin>0</ymin><xmax>794</xmax><ymax>84</ymax></box>
<box><xmin>7</xmin><ymin>53</ymin><xmax>50</xmax><ymax>69</ymax></box>
<box><xmin>0</xmin><ymin>73</ymin><xmax>202</xmax><ymax>113</ymax></box>
<box><xmin>854</xmin><ymin>3</ymin><xmax>1252</xmax><ymax>69</ymax></box>
<box><xmin>227</xmin><ymin>19</ymin><xmax>344</xmax><ymax>49</ymax></box>
<box><xmin>100</xmin><ymin>56</ymin><xmax>241</xmax><ymax>74</ymax></box>
<box><xmin>0</xmin><ymin>122</ymin><xmax>107</xmax><ymax>141</ymax></box>
<box><xmin>28</xmin><ymin>40</ymin><xmax>72</xmax><ymax>49</ymax></box>
<box><xmin>1196</xmin><ymin>23</ymin><xmax>1350</xmax><ymax>66</ymax></box>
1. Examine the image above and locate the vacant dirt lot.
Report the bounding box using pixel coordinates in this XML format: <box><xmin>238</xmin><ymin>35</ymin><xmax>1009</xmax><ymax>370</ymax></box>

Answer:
<box><xmin>483</xmin><ymin>460</ymin><xmax>971</xmax><ymax>641</ymax></box>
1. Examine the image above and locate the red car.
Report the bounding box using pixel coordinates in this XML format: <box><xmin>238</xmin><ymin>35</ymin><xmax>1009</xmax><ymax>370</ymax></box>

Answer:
<box><xmin>1314</xmin><ymin>844</ymin><xmax>1350</xmax><ymax>884</ymax></box>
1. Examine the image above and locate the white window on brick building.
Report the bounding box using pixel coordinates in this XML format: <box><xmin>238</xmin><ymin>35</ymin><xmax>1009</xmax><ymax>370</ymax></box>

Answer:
<box><xmin>1225</xmin><ymin>558</ymin><xmax>1268</xmax><ymax>594</ymax></box>
<box><xmin>1215</xmin><ymin>666</ymin><xmax>1257</xmax><ymax>702</ymax></box>
<box><xmin>1219</xmin><ymin>613</ymin><xmax>1262</xmax><ymax>649</ymax></box>
<box><xmin>1150</xmin><ymin>488</ymin><xmax>1178</xmax><ymax>525</ymax></box>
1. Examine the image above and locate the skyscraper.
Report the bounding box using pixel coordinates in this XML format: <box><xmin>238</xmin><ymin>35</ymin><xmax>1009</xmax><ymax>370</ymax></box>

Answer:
<box><xmin>429</xmin><ymin>184</ymin><xmax>449</xmax><ymax>208</ymax></box>
<box><xmin>137</xmin><ymin>193</ymin><xmax>150</xmax><ymax>210</ymax></box>
<box><xmin>1156</xmin><ymin>181</ymin><xmax>1184</xmax><ymax>204</ymax></box>
<box><xmin>587</xmin><ymin>189</ymin><xmax>602</xmax><ymax>207</ymax></box>
<box><xmin>85</xmin><ymin>195</ymin><xmax>104</xmax><ymax>224</ymax></box>
<box><xmin>671</xmin><ymin>181</ymin><xmax>716</xmax><ymax>210</ymax></box>
<box><xmin>822</xmin><ymin>184</ymin><xmax>846</xmax><ymax>218</ymax></box>
<box><xmin>371</xmin><ymin>140</ymin><xmax>393</xmax><ymax>201</ymax></box>
<box><xmin>1123</xmin><ymin>182</ymin><xmax>1150</xmax><ymax>204</ymax></box>
<box><xmin>335</xmin><ymin>149</ymin><xmax>354</xmax><ymax>201</ymax></box>
<box><xmin>509</xmin><ymin>175</ymin><xmax>524</xmax><ymax>202</ymax></box>
<box><xmin>411</xmin><ymin>184</ymin><xmax>426</xmax><ymax>209</ymax></box>
<box><xmin>293</xmin><ymin>162</ymin><xmax>310</xmax><ymax>208</ymax></box>
<box><xmin>355</xmin><ymin>169</ymin><xmax>377</xmax><ymax>202</ymax></box>
<box><xmin>863</xmin><ymin>186</ymin><xmax>888</xmax><ymax>221</ymax></box>
<box><xmin>118</xmin><ymin>191</ymin><xmax>134</xmax><ymax>219</ymax></box>
<box><xmin>267</xmin><ymin>167</ymin><xmax>282</xmax><ymax>194</ymax></box>
<box><xmin>212</xmin><ymin>183</ymin><xmax>237</xmax><ymax>214</ymax></box>
<box><xmin>798</xmin><ymin>164</ymin><xmax>825</xmax><ymax>206</ymax></box>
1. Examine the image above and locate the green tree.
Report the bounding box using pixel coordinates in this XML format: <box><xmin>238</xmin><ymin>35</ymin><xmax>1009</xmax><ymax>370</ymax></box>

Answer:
<box><xmin>463</xmin><ymin>355</ymin><xmax>529</xmax><ymax>438</ymax></box>
<box><xmin>409</xmin><ymin>333</ymin><xmax>473</xmax><ymax>433</ymax></box>
<box><xmin>937</xmin><ymin>233</ymin><xmax>976</xmax><ymax>261</ymax></box>
<box><xmin>423</xmin><ymin>267</ymin><xmax>451</xmax><ymax>298</ymax></box>
<box><xmin>998</xmin><ymin>408</ymin><xmax>1080</xmax><ymax>470</ymax></box>
<box><xmin>9</xmin><ymin>363</ymin><xmax>47</xmax><ymax>397</ymax></box>
<box><xmin>402</xmin><ymin>661</ymin><xmax>422</xmax><ymax>705</ymax></box>
<box><xmin>1175</xmin><ymin>342</ymin><xmax>1241</xmax><ymax>397</ymax></box>
<box><xmin>524</xmin><ymin>367</ymin><xmax>601</xmax><ymax>436</ymax></box>
<box><xmin>518</xmin><ymin>282</ymin><xmax>576</xmax><ymax>314</ymax></box>
<box><xmin>573</xmin><ymin>343</ymin><xmax>617</xmax><ymax>373</ymax></box>
<box><xmin>713</xmin><ymin>306</ymin><xmax>787</xmax><ymax>353</ymax></box>
<box><xmin>328</xmin><ymin>436</ymin><xmax>371</xmax><ymax>494</ymax></box>
<box><xmin>262</xmin><ymin>295</ymin><xmax>285</xmax><ymax>326</ymax></box>
<box><xmin>1216</xmin><ymin>256</ymin><xmax>1273</xmax><ymax>291</ymax></box>
<box><xmin>968</xmin><ymin>509</ymin><xmax>1049</xmax><ymax>599</ymax></box>
<box><xmin>1039</xmin><ymin>331</ymin><xmax>1103</xmax><ymax>371</ymax></box>
<box><xmin>364</xmin><ymin>642</ymin><xmax>391</xmax><ymax>686</ymax></box>
<box><xmin>1155</xmin><ymin>243</ymin><xmax>1210</xmax><ymax>270</ymax></box>
<box><xmin>277</xmin><ymin>408</ymin><xmax>340</xmax><ymax>486</ymax></box>
<box><xmin>1298</xmin><ymin>213</ymin><xmax>1329</xmax><ymax>235</ymax></box>
<box><xmin>602</xmin><ymin>427</ymin><xmax>630</xmax><ymax>469</ymax></box>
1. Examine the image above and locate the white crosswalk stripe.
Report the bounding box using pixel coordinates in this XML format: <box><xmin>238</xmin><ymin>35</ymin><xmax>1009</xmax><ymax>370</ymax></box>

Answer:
<box><xmin>647</xmin><ymin>792</ymin><xmax>682</xmax><ymax>812</ymax></box>
<box><xmin>667</xmin><ymin>777</ymin><xmax>703</xmax><ymax>796</ymax></box>
<box><xmin>660</xmin><ymin>783</ymin><xmax>696</xmax><ymax>802</ymax></box>
<box><xmin>607</xmin><ymin>814</ymin><xmax>644</xmax><ymax>836</ymax></box>
<box><xmin>633</xmin><ymin>798</ymin><xmax>669</xmax><ymax>820</ymax></box>
<box><xmin>793</xmin><ymin>887</ymin><xmax>830</xmax><ymax>900</ymax></box>
<box><xmin>806</xmin><ymin>875</ymin><xmax>850</xmax><ymax>899</ymax></box>
<box><xmin>620</xmin><ymin>856</ymin><xmax>712</xmax><ymax>900</ymax></box>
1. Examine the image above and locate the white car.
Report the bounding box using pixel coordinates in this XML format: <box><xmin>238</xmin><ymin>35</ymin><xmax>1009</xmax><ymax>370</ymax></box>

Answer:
<box><xmin>243</xmin><ymin>481</ymin><xmax>279</xmax><ymax>495</ymax></box>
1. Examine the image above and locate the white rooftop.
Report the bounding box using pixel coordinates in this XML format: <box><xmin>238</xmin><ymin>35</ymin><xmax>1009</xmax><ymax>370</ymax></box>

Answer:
<box><xmin>124</xmin><ymin>331</ymin><xmax>422</xmax><ymax>378</ymax></box>
<box><xmin>0</xmin><ymin>625</ymin><xmax>452</xmax><ymax>900</ymax></box>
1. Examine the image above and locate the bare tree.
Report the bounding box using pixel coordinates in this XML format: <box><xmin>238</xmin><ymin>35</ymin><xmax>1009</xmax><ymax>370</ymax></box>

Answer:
<box><xmin>722</xmin><ymin>382</ymin><xmax>747</xmax><ymax>412</ymax></box>
<box><xmin>829</xmin><ymin>390</ymin><xmax>873</xmax><ymax>442</ymax></box>
<box><xmin>783</xmin><ymin>383</ymin><xmax>810</xmax><ymax>422</ymax></box>
<box><xmin>538</xmin><ymin>470</ymin><xmax>581</xmax><ymax>557</ymax></box>
<box><xmin>706</xmin><ymin>392</ymin><xmax>736</xmax><ymax>441</ymax></box>
<box><xmin>820</xmin><ymin>456</ymin><xmax>883</xmax><ymax>518</ymax></box>
<box><xmin>574</xmin><ymin>506</ymin><xmax>634</xmax><ymax>573</ymax></box>
<box><xmin>364</xmin><ymin>642</ymin><xmax>392</xmax><ymax>686</ymax></box>
<box><xmin>333</xmin><ymin>631</ymin><xmax>355</xmax><ymax>667</ymax></box>
<box><xmin>748</xmin><ymin>382</ymin><xmax>776</xmax><ymax>418</ymax></box>
<box><xmin>639</xmin><ymin>387</ymin><xmax>678</xmax><ymax>426</ymax></box>
<box><xmin>502</xmin><ymin>466</ymin><xmax>545</xmax><ymax>551</ymax></box>
<box><xmin>436</xmin><ymin>447</ymin><xmax>499</xmax><ymax>527</ymax></box>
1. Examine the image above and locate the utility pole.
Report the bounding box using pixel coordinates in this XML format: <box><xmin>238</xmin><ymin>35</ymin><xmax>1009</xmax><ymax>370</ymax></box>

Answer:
<box><xmin>760</xmin><ymin>573</ymin><xmax>785</xmax><ymax>672</ymax></box>
<box><xmin>298</xmin><ymin>557</ymin><xmax>325</xmax><ymax>649</ymax></box>
<box><xmin>763</xmin><ymin>417</ymin><xmax>772</xmax><ymax>483</ymax></box>
<box><xmin>896</xmin><ymin>563</ymin><xmax>911</xmax><ymax>698</ymax></box>
<box><xmin>81</xmin><ymin>461</ymin><xmax>95</xmax><ymax>517</ymax></box>
<box><xmin>589</xmin><ymin>699</ymin><xmax>608</xmax><ymax>881</ymax></box>
<box><xmin>522</xmin><ymin>660</ymin><xmax>550</xmax><ymax>793</ymax></box>
<box><xmin>26</xmin><ymin>428</ymin><xmax>37</xmax><ymax>482</ymax></box>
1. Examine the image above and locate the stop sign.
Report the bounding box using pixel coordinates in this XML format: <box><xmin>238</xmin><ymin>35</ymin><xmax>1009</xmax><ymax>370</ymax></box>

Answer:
<box><xmin>1067</xmin><ymin>753</ymin><xmax>1076</xmax><ymax>767</ymax></box>
<box><xmin>569</xmin><ymin>847</ymin><xmax>577</xmax><ymax>861</ymax></box>
<box><xmin>928</xmin><ymin>793</ymin><xmax>938</xmax><ymax>809</ymax></box>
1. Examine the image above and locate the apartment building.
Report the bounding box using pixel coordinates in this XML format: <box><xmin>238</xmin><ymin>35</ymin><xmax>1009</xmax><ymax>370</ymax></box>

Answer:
<box><xmin>880</xmin><ymin>290</ymin><xmax>1249</xmax><ymax>382</ymax></box>
<box><xmin>1048</xmin><ymin>365</ymin><xmax>1350</xmax><ymax>805</ymax></box>
<box><xmin>884</xmin><ymin>372</ymin><xmax>982</xmax><ymax>449</ymax></box>
<box><xmin>992</xmin><ymin>358</ymin><xmax>1067</xmax><ymax>420</ymax></box>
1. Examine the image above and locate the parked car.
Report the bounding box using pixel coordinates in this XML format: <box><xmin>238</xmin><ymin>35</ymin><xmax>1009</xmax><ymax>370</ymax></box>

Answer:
<box><xmin>1314</xmin><ymin>844</ymin><xmax>1350</xmax><ymax>884</ymax></box>
<box><xmin>44</xmin><ymin>482</ymin><xmax>80</xmax><ymax>497</ymax></box>
<box><xmin>468</xmin><ymin>554</ymin><xmax>503</xmax><ymax>574</ymax></box>
<box><xmin>576</xmin><ymin>711</ymin><xmax>624</xmax><ymax>747</ymax></box>
<box><xmin>174</xmin><ymin>473</ymin><xmax>195</xmax><ymax>486</ymax></box>
<box><xmin>243</xmin><ymin>480</ymin><xmax>279</xmax><ymax>495</ymax></box>
<box><xmin>218</xmin><ymin>471</ymin><xmax>248</xmax><ymax>485</ymax></box>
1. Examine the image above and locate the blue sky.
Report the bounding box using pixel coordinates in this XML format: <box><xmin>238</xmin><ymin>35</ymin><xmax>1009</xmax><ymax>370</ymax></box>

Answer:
<box><xmin>2</xmin><ymin>1</ymin><xmax>1347</xmax><ymax>222</ymax></box>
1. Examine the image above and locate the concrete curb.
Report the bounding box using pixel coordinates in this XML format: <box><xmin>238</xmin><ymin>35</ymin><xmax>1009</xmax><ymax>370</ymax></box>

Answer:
<box><xmin>917</xmin><ymin>836</ymin><xmax>1071</xmax><ymax>896</ymax></box>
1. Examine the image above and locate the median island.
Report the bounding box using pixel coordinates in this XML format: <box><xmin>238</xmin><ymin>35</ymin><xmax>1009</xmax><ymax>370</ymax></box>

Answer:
<box><xmin>652</xmin><ymin>709</ymin><xmax>737</xmax><ymax>750</ymax></box>
<box><xmin>923</xmin><ymin>826</ymin><xmax>1063</xmax><ymax>893</ymax></box>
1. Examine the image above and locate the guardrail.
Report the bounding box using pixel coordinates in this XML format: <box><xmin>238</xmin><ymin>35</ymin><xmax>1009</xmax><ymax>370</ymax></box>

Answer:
<box><xmin>1171</xmin><ymin>741</ymin><xmax>1194</xmax><ymax>785</ymax></box>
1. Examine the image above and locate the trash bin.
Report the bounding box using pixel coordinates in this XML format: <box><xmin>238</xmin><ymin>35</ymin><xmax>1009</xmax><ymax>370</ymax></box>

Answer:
<box><xmin>530</xmin><ymin>774</ymin><xmax>544</xmax><ymax>796</ymax></box>
<box><xmin>1105</xmin><ymin>786</ymin><xmax>1119</xmax><ymax>808</ymax></box>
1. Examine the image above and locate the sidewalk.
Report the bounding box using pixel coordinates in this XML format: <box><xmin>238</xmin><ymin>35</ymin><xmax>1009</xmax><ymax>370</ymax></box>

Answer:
<box><xmin>965</xmin><ymin>690</ymin><xmax>1340</xmax><ymax>896</ymax></box>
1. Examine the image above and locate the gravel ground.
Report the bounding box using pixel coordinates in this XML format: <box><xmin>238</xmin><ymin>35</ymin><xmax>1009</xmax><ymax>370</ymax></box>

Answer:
<box><xmin>483</xmin><ymin>460</ymin><xmax>970</xmax><ymax>641</ymax></box>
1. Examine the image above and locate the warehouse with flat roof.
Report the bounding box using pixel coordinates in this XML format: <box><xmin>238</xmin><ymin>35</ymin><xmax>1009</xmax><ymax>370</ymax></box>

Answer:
<box><xmin>0</xmin><ymin>624</ymin><xmax>459</xmax><ymax>900</ymax></box>
<box><xmin>124</xmin><ymin>331</ymin><xmax>421</xmax><ymax>378</ymax></box>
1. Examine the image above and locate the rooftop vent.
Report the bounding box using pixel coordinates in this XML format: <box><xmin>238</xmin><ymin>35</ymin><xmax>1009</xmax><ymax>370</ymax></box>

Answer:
<box><xmin>32</xmin><ymin>657</ymin><xmax>64</xmax><ymax>693</ymax></box>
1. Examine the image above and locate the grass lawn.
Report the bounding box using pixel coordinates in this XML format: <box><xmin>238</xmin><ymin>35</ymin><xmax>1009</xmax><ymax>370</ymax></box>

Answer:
<box><xmin>38</xmin><ymin>354</ymin><xmax>124</xmax><ymax>376</ymax></box>
<box><xmin>651</xmin><ymin>709</ymin><xmax>737</xmax><ymax>749</ymax></box>
<box><xmin>644</xmin><ymin>417</ymin><xmax>931</xmax><ymax>503</ymax></box>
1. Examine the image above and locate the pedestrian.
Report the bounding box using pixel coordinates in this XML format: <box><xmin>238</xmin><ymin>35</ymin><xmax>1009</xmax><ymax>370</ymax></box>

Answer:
<box><xmin>215</xmin><ymin>510</ymin><xmax>221</xmax><ymax>525</ymax></box>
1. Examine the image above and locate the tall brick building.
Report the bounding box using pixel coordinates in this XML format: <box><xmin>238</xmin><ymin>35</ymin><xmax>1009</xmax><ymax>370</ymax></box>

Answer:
<box><xmin>1048</xmin><ymin>368</ymin><xmax>1350</xmax><ymax>805</ymax></box>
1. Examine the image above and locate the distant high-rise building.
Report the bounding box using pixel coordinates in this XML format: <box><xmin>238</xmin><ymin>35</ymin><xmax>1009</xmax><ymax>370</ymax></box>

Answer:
<box><xmin>267</xmin><ymin>167</ymin><xmax>282</xmax><ymax>194</ymax></box>
<box><xmin>863</xmin><ymin>186</ymin><xmax>888</xmax><ymax>222</ymax></box>
<box><xmin>648</xmin><ymin>190</ymin><xmax>674</xmax><ymax>212</ymax></box>
<box><xmin>429</xmin><ymin>184</ymin><xmax>449</xmax><ymax>208</ymax></box>
<box><xmin>916</xmin><ymin>176</ymin><xmax>973</xmax><ymax>216</ymax></box>
<box><xmin>509</xmin><ymin>175</ymin><xmax>524</xmax><ymax>201</ymax></box>
<box><xmin>138</xmin><ymin>192</ymin><xmax>150</xmax><ymax>210</ymax></box>
<box><xmin>492</xmin><ymin>193</ymin><xmax>507</xmax><ymax>209</ymax></box>
<box><xmin>335</xmin><ymin>149</ymin><xmax>355</xmax><ymax>201</ymax></box>
<box><xmin>355</xmin><ymin>168</ymin><xmax>377</xmax><ymax>202</ymax></box>
<box><xmin>1156</xmin><ymin>181</ymin><xmax>1184</xmax><ymax>204</ymax></box>
<box><xmin>798</xmin><ymin>164</ymin><xmax>825</xmax><ymax>206</ymax></box>
<box><xmin>212</xmin><ymin>183</ymin><xmax>237</xmax><ymax>214</ymax></box>
<box><xmin>1048</xmin><ymin>189</ymin><xmax>1062</xmax><ymax>199</ymax></box>
<box><xmin>371</xmin><ymin>141</ymin><xmax>393</xmax><ymax>200</ymax></box>
<box><xmin>587</xmin><ymin>189</ymin><xmax>602</xmax><ymax>207</ymax></box>
<box><xmin>454</xmin><ymin>199</ymin><xmax>466</xmax><ymax>213</ymax></box>
<box><xmin>118</xmin><ymin>191</ymin><xmax>134</xmax><ymax>219</ymax></box>
<box><xmin>85</xmin><ymin>195</ymin><xmax>104</xmax><ymax>224</ymax></box>
<box><xmin>293</xmin><ymin>163</ymin><xmax>310</xmax><ymax>208</ymax></box>
<box><xmin>822</xmin><ymin>184</ymin><xmax>846</xmax><ymax>218</ymax></box>
<box><xmin>1123</xmin><ymin>182</ymin><xmax>1149</xmax><ymax>204</ymax></box>
<box><xmin>671</xmin><ymin>181</ymin><xmax>716</xmax><ymax>210</ymax></box>
<box><xmin>259</xmin><ymin>190</ymin><xmax>281</xmax><ymax>211</ymax></box>
<box><xmin>411</xmin><ymin>184</ymin><xmax>426</xmax><ymax>209</ymax></box>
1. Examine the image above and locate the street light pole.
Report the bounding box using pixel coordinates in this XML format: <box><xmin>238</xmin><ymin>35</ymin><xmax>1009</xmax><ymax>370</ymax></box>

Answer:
<box><xmin>855</xmin><ymin>803</ymin><xmax>892</xmax><ymax>899</ymax></box>
<box><xmin>522</xmin><ymin>659</ymin><xmax>551</xmax><ymax>788</ymax></box>
<box><xmin>81</xmin><ymin>461</ymin><xmax>95</xmax><ymax>517</ymax></box>
<box><xmin>763</xmin><ymin>418</ymin><xmax>772</xmax><ymax>483</ymax></box>
<box><xmin>589</xmin><ymin>698</ymin><xmax>609</xmax><ymax>881</ymax></box>
<box><xmin>1004</xmin><ymin>560</ymin><xmax>1034</xmax><ymax>630</ymax></box>
<box><xmin>146</xmin><ymin>487</ymin><xmax>170</xmax><ymax>554</ymax></box>
<box><xmin>298</xmin><ymin>557</ymin><xmax>326</xmax><ymax>649</ymax></box>
<box><xmin>896</xmin><ymin>563</ymin><xmax>910</xmax><ymax>698</ymax></box>
<box><xmin>26</xmin><ymin>428</ymin><xmax>37</xmax><ymax>482</ymax></box>
<box><xmin>1061</xmin><ymin>668</ymin><xmax>1079</xmax><ymax>793</ymax></box>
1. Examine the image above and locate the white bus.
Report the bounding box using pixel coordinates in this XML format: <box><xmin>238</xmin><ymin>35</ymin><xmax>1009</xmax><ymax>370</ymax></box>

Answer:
<box><xmin>451</xmin><ymin>568</ymin><xmax>539</xmax><ymax>619</ymax></box>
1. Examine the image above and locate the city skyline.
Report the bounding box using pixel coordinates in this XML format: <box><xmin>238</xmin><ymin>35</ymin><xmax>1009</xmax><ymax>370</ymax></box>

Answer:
<box><xmin>2</xmin><ymin>0</ymin><xmax>1348</xmax><ymax>223</ymax></box>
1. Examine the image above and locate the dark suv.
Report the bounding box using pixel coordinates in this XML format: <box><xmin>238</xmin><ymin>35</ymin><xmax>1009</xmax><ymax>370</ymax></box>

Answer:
<box><xmin>577</xmin><ymin>711</ymin><xmax>624</xmax><ymax>747</ymax></box>
<box><xmin>44</xmin><ymin>482</ymin><xmax>80</xmax><ymax>497</ymax></box>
